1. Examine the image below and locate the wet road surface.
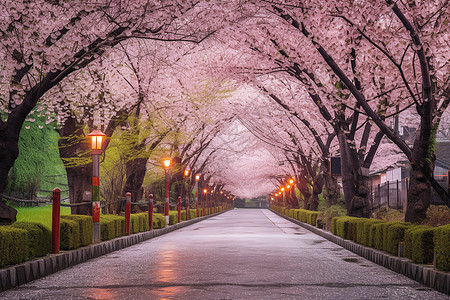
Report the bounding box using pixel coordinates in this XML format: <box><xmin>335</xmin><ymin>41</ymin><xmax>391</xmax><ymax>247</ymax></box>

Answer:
<box><xmin>1</xmin><ymin>209</ymin><xmax>448</xmax><ymax>299</ymax></box>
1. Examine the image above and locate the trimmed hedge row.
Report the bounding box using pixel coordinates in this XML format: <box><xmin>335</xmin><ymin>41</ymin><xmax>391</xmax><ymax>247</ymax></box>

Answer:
<box><xmin>272</xmin><ymin>206</ymin><xmax>321</xmax><ymax>227</ymax></box>
<box><xmin>331</xmin><ymin>216</ymin><xmax>450</xmax><ymax>271</ymax></box>
<box><xmin>275</xmin><ymin>207</ymin><xmax>450</xmax><ymax>272</ymax></box>
<box><xmin>1</xmin><ymin>207</ymin><xmax>214</xmax><ymax>268</ymax></box>
<box><xmin>0</xmin><ymin>222</ymin><xmax>51</xmax><ymax>268</ymax></box>
<box><xmin>434</xmin><ymin>224</ymin><xmax>450</xmax><ymax>271</ymax></box>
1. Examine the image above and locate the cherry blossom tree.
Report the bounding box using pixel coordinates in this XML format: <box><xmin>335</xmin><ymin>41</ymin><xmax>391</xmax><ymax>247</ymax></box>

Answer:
<box><xmin>267</xmin><ymin>0</ymin><xmax>449</xmax><ymax>221</ymax></box>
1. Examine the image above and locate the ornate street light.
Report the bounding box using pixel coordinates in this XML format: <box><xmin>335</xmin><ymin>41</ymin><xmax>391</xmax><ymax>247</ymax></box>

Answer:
<box><xmin>87</xmin><ymin>129</ymin><xmax>106</xmax><ymax>243</ymax></box>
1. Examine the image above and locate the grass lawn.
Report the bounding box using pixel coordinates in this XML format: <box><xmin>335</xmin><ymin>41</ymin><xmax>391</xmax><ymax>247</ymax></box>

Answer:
<box><xmin>13</xmin><ymin>205</ymin><xmax>71</xmax><ymax>229</ymax></box>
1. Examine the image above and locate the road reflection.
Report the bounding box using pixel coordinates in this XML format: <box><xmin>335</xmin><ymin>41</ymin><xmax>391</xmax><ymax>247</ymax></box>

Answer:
<box><xmin>153</xmin><ymin>244</ymin><xmax>183</xmax><ymax>299</ymax></box>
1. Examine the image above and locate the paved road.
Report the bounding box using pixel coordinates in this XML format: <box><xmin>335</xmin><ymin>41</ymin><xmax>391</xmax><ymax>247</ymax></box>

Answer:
<box><xmin>1</xmin><ymin>209</ymin><xmax>448</xmax><ymax>299</ymax></box>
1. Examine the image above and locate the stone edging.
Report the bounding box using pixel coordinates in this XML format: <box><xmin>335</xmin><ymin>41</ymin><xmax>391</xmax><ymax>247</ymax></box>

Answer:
<box><xmin>270</xmin><ymin>209</ymin><xmax>449</xmax><ymax>295</ymax></box>
<box><xmin>0</xmin><ymin>210</ymin><xmax>227</xmax><ymax>292</ymax></box>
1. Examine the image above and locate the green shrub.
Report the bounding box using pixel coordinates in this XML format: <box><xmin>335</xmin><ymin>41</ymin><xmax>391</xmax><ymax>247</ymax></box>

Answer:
<box><xmin>153</xmin><ymin>213</ymin><xmax>166</xmax><ymax>229</ymax></box>
<box><xmin>100</xmin><ymin>215</ymin><xmax>125</xmax><ymax>241</ymax></box>
<box><xmin>190</xmin><ymin>209</ymin><xmax>197</xmax><ymax>219</ymax></box>
<box><xmin>331</xmin><ymin>217</ymin><xmax>340</xmax><ymax>235</ymax></box>
<box><xmin>129</xmin><ymin>214</ymin><xmax>139</xmax><ymax>234</ymax></box>
<box><xmin>0</xmin><ymin>226</ymin><xmax>28</xmax><ymax>267</ymax></box>
<box><xmin>385</xmin><ymin>224</ymin><xmax>411</xmax><ymax>255</ymax></box>
<box><xmin>382</xmin><ymin>222</ymin><xmax>407</xmax><ymax>252</ymax></box>
<box><xmin>370</xmin><ymin>221</ymin><xmax>403</xmax><ymax>251</ymax></box>
<box><xmin>346</xmin><ymin>218</ymin><xmax>367</xmax><ymax>242</ymax></box>
<box><xmin>357</xmin><ymin>219</ymin><xmax>383</xmax><ymax>246</ymax></box>
<box><xmin>371</xmin><ymin>223</ymin><xmax>385</xmax><ymax>250</ymax></box>
<box><xmin>60</xmin><ymin>218</ymin><xmax>80</xmax><ymax>250</ymax></box>
<box><xmin>335</xmin><ymin>216</ymin><xmax>358</xmax><ymax>239</ymax></box>
<box><xmin>404</xmin><ymin>226</ymin><xmax>427</xmax><ymax>259</ymax></box>
<box><xmin>308</xmin><ymin>211</ymin><xmax>321</xmax><ymax>226</ymax></box>
<box><xmin>433</xmin><ymin>224</ymin><xmax>450</xmax><ymax>271</ymax></box>
<box><xmin>410</xmin><ymin>227</ymin><xmax>435</xmax><ymax>264</ymax></box>
<box><xmin>169</xmin><ymin>211</ymin><xmax>179</xmax><ymax>225</ymax></box>
<box><xmin>10</xmin><ymin>222</ymin><xmax>51</xmax><ymax>259</ymax></box>
<box><xmin>134</xmin><ymin>213</ymin><xmax>149</xmax><ymax>232</ymax></box>
<box><xmin>61</xmin><ymin>215</ymin><xmax>93</xmax><ymax>247</ymax></box>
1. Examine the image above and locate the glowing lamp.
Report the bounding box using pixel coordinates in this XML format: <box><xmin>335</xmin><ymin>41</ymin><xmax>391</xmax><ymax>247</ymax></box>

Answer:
<box><xmin>184</xmin><ymin>169</ymin><xmax>190</xmax><ymax>177</ymax></box>
<box><xmin>280</xmin><ymin>187</ymin><xmax>285</xmax><ymax>192</ymax></box>
<box><xmin>195</xmin><ymin>174</ymin><xmax>200</xmax><ymax>181</ymax></box>
<box><xmin>289</xmin><ymin>179</ymin><xmax>294</xmax><ymax>184</ymax></box>
<box><xmin>162</xmin><ymin>158</ymin><xmax>172</xmax><ymax>169</ymax></box>
<box><xmin>203</xmin><ymin>189</ymin><xmax>208</xmax><ymax>194</ymax></box>
<box><xmin>87</xmin><ymin>130</ymin><xmax>106</xmax><ymax>154</ymax></box>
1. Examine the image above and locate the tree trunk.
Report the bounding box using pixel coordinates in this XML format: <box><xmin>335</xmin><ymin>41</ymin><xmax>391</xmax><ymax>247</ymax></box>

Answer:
<box><xmin>338</xmin><ymin>130</ymin><xmax>371</xmax><ymax>218</ymax></box>
<box><xmin>310</xmin><ymin>174</ymin><xmax>323</xmax><ymax>211</ymax></box>
<box><xmin>122</xmin><ymin>157</ymin><xmax>148</xmax><ymax>213</ymax></box>
<box><xmin>321</xmin><ymin>158</ymin><xmax>340</xmax><ymax>206</ymax></box>
<box><xmin>66</xmin><ymin>165</ymin><xmax>93</xmax><ymax>215</ymax></box>
<box><xmin>0</xmin><ymin>125</ymin><xmax>19</xmax><ymax>223</ymax></box>
<box><xmin>58</xmin><ymin>116</ymin><xmax>92</xmax><ymax>215</ymax></box>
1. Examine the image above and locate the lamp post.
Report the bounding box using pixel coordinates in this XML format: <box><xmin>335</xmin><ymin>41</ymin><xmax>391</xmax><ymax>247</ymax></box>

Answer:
<box><xmin>195</xmin><ymin>174</ymin><xmax>200</xmax><ymax>217</ymax></box>
<box><xmin>203</xmin><ymin>188</ymin><xmax>208</xmax><ymax>215</ymax></box>
<box><xmin>280</xmin><ymin>187</ymin><xmax>286</xmax><ymax>209</ymax></box>
<box><xmin>87</xmin><ymin>129</ymin><xmax>106</xmax><ymax>244</ymax></box>
<box><xmin>184</xmin><ymin>168</ymin><xmax>190</xmax><ymax>220</ymax></box>
<box><xmin>162</xmin><ymin>158</ymin><xmax>172</xmax><ymax>225</ymax></box>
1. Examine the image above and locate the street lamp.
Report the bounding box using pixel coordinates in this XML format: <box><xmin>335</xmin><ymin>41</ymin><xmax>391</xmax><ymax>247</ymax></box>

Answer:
<box><xmin>183</xmin><ymin>168</ymin><xmax>190</xmax><ymax>220</ymax></box>
<box><xmin>195</xmin><ymin>174</ymin><xmax>200</xmax><ymax>217</ymax></box>
<box><xmin>162</xmin><ymin>158</ymin><xmax>172</xmax><ymax>225</ymax></box>
<box><xmin>87</xmin><ymin>129</ymin><xmax>106</xmax><ymax>243</ymax></box>
<box><xmin>203</xmin><ymin>188</ymin><xmax>208</xmax><ymax>215</ymax></box>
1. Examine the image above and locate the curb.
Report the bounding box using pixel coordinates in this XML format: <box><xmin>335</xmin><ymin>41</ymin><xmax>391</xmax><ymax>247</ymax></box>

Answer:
<box><xmin>0</xmin><ymin>210</ymin><xmax>228</xmax><ymax>292</ymax></box>
<box><xmin>270</xmin><ymin>209</ymin><xmax>449</xmax><ymax>295</ymax></box>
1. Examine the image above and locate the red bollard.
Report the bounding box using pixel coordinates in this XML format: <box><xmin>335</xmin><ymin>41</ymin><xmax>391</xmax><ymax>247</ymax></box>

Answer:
<box><xmin>52</xmin><ymin>188</ymin><xmax>60</xmax><ymax>254</ymax></box>
<box><xmin>177</xmin><ymin>196</ymin><xmax>181</xmax><ymax>223</ymax></box>
<box><xmin>148</xmin><ymin>194</ymin><xmax>154</xmax><ymax>230</ymax></box>
<box><xmin>185</xmin><ymin>196</ymin><xmax>189</xmax><ymax>221</ymax></box>
<box><xmin>125</xmin><ymin>192</ymin><xmax>131</xmax><ymax>235</ymax></box>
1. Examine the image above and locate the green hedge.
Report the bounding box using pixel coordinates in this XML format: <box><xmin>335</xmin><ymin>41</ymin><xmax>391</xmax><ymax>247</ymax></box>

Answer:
<box><xmin>100</xmin><ymin>215</ymin><xmax>125</xmax><ymax>241</ymax></box>
<box><xmin>382</xmin><ymin>222</ymin><xmax>407</xmax><ymax>252</ymax></box>
<box><xmin>335</xmin><ymin>216</ymin><xmax>358</xmax><ymax>239</ymax></box>
<box><xmin>134</xmin><ymin>213</ymin><xmax>149</xmax><ymax>232</ymax></box>
<box><xmin>331</xmin><ymin>217</ymin><xmax>339</xmax><ymax>235</ymax></box>
<box><xmin>60</xmin><ymin>218</ymin><xmax>80</xmax><ymax>250</ymax></box>
<box><xmin>347</xmin><ymin>218</ymin><xmax>368</xmax><ymax>242</ymax></box>
<box><xmin>308</xmin><ymin>211</ymin><xmax>321</xmax><ymax>226</ymax></box>
<box><xmin>153</xmin><ymin>213</ymin><xmax>166</xmax><ymax>229</ymax></box>
<box><xmin>410</xmin><ymin>227</ymin><xmax>435</xmax><ymax>264</ymax></box>
<box><xmin>10</xmin><ymin>222</ymin><xmax>52</xmax><ymax>259</ymax></box>
<box><xmin>433</xmin><ymin>224</ymin><xmax>450</xmax><ymax>271</ymax></box>
<box><xmin>0</xmin><ymin>226</ymin><xmax>28</xmax><ymax>267</ymax></box>
<box><xmin>61</xmin><ymin>215</ymin><xmax>93</xmax><ymax>247</ymax></box>
<box><xmin>404</xmin><ymin>226</ymin><xmax>428</xmax><ymax>260</ymax></box>
<box><xmin>385</xmin><ymin>224</ymin><xmax>411</xmax><ymax>255</ymax></box>
<box><xmin>169</xmin><ymin>211</ymin><xmax>179</xmax><ymax>225</ymax></box>
<box><xmin>357</xmin><ymin>219</ymin><xmax>383</xmax><ymax>246</ymax></box>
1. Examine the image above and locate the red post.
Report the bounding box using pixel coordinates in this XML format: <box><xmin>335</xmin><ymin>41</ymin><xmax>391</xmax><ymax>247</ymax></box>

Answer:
<box><xmin>125</xmin><ymin>192</ymin><xmax>131</xmax><ymax>235</ymax></box>
<box><xmin>177</xmin><ymin>196</ymin><xmax>181</xmax><ymax>223</ymax></box>
<box><xmin>52</xmin><ymin>188</ymin><xmax>60</xmax><ymax>254</ymax></box>
<box><xmin>148</xmin><ymin>194</ymin><xmax>154</xmax><ymax>230</ymax></box>
<box><xmin>185</xmin><ymin>196</ymin><xmax>189</xmax><ymax>221</ymax></box>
